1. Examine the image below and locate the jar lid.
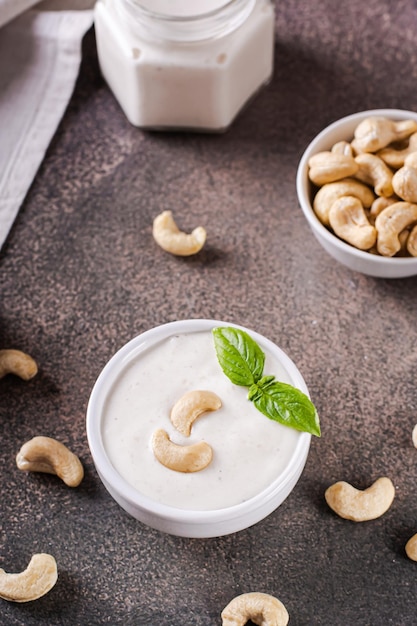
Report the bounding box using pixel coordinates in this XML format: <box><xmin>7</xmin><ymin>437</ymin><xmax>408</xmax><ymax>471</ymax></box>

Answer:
<box><xmin>118</xmin><ymin>0</ymin><xmax>257</xmax><ymax>42</ymax></box>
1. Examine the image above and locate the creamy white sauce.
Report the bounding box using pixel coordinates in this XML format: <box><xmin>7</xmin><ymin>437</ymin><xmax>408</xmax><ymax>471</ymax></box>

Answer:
<box><xmin>102</xmin><ymin>331</ymin><xmax>300</xmax><ymax>511</ymax></box>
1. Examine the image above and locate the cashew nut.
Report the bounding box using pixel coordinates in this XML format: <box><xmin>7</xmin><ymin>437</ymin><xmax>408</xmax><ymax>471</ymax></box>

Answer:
<box><xmin>16</xmin><ymin>436</ymin><xmax>84</xmax><ymax>487</ymax></box>
<box><xmin>375</xmin><ymin>201</ymin><xmax>417</xmax><ymax>256</ymax></box>
<box><xmin>325</xmin><ymin>477</ymin><xmax>395</xmax><ymax>521</ymax></box>
<box><xmin>313</xmin><ymin>178</ymin><xmax>375</xmax><ymax>226</ymax></box>
<box><xmin>221</xmin><ymin>592</ymin><xmax>289</xmax><ymax>626</ymax></box>
<box><xmin>377</xmin><ymin>132</ymin><xmax>417</xmax><ymax>169</ymax></box>
<box><xmin>412</xmin><ymin>424</ymin><xmax>417</xmax><ymax>449</ymax></box>
<box><xmin>151</xmin><ymin>428</ymin><xmax>212</xmax><ymax>472</ymax></box>
<box><xmin>152</xmin><ymin>210</ymin><xmax>206</xmax><ymax>256</ymax></box>
<box><xmin>369</xmin><ymin>196</ymin><xmax>397</xmax><ymax>224</ymax></box>
<box><xmin>392</xmin><ymin>152</ymin><xmax>417</xmax><ymax>203</ymax></box>
<box><xmin>328</xmin><ymin>196</ymin><xmax>377</xmax><ymax>250</ymax></box>
<box><xmin>309</xmin><ymin>117</ymin><xmax>417</xmax><ymax>256</ymax></box>
<box><xmin>405</xmin><ymin>534</ymin><xmax>417</xmax><ymax>561</ymax></box>
<box><xmin>351</xmin><ymin>116</ymin><xmax>417</xmax><ymax>153</ymax></box>
<box><xmin>407</xmin><ymin>224</ymin><xmax>417</xmax><ymax>256</ymax></box>
<box><xmin>170</xmin><ymin>390</ymin><xmax>222</xmax><ymax>436</ymax></box>
<box><xmin>308</xmin><ymin>151</ymin><xmax>358</xmax><ymax>186</ymax></box>
<box><xmin>0</xmin><ymin>553</ymin><xmax>57</xmax><ymax>602</ymax></box>
<box><xmin>397</xmin><ymin>228</ymin><xmax>412</xmax><ymax>256</ymax></box>
<box><xmin>0</xmin><ymin>349</ymin><xmax>37</xmax><ymax>380</ymax></box>
<box><xmin>331</xmin><ymin>140</ymin><xmax>354</xmax><ymax>157</ymax></box>
<box><xmin>354</xmin><ymin>153</ymin><xmax>394</xmax><ymax>197</ymax></box>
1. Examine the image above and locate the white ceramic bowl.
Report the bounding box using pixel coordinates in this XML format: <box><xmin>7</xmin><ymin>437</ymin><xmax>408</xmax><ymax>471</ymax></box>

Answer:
<box><xmin>86</xmin><ymin>319</ymin><xmax>311</xmax><ymax>538</ymax></box>
<box><xmin>296</xmin><ymin>109</ymin><xmax>417</xmax><ymax>278</ymax></box>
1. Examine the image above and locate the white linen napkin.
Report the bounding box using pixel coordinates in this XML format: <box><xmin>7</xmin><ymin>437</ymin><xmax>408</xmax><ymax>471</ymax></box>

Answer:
<box><xmin>0</xmin><ymin>1</ymin><xmax>94</xmax><ymax>251</ymax></box>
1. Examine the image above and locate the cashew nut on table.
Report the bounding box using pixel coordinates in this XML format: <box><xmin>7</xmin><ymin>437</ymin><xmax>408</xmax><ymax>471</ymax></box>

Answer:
<box><xmin>0</xmin><ymin>349</ymin><xmax>37</xmax><ymax>380</ymax></box>
<box><xmin>308</xmin><ymin>116</ymin><xmax>417</xmax><ymax>256</ymax></box>
<box><xmin>221</xmin><ymin>592</ymin><xmax>289</xmax><ymax>626</ymax></box>
<box><xmin>153</xmin><ymin>210</ymin><xmax>206</xmax><ymax>256</ymax></box>
<box><xmin>325</xmin><ymin>477</ymin><xmax>395</xmax><ymax>522</ymax></box>
<box><xmin>16</xmin><ymin>436</ymin><xmax>84</xmax><ymax>487</ymax></box>
<box><xmin>412</xmin><ymin>424</ymin><xmax>417</xmax><ymax>449</ymax></box>
<box><xmin>0</xmin><ymin>553</ymin><xmax>57</xmax><ymax>602</ymax></box>
<box><xmin>405</xmin><ymin>534</ymin><xmax>417</xmax><ymax>561</ymax></box>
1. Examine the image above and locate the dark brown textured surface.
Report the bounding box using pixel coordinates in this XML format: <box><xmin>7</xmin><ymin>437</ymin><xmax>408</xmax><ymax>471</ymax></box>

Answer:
<box><xmin>1</xmin><ymin>1</ymin><xmax>417</xmax><ymax>624</ymax></box>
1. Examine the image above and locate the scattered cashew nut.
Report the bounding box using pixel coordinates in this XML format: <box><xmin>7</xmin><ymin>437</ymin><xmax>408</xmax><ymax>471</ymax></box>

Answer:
<box><xmin>16</xmin><ymin>436</ymin><xmax>84</xmax><ymax>487</ymax></box>
<box><xmin>308</xmin><ymin>151</ymin><xmax>358</xmax><ymax>186</ymax></box>
<box><xmin>354</xmin><ymin>153</ymin><xmax>394</xmax><ymax>198</ymax></box>
<box><xmin>351</xmin><ymin>116</ymin><xmax>417</xmax><ymax>153</ymax></box>
<box><xmin>412</xmin><ymin>424</ymin><xmax>417</xmax><ymax>449</ymax></box>
<box><xmin>170</xmin><ymin>390</ymin><xmax>222</xmax><ymax>436</ymax></box>
<box><xmin>221</xmin><ymin>592</ymin><xmax>289</xmax><ymax>626</ymax></box>
<box><xmin>328</xmin><ymin>195</ymin><xmax>377</xmax><ymax>250</ymax></box>
<box><xmin>152</xmin><ymin>210</ymin><xmax>206</xmax><ymax>256</ymax></box>
<box><xmin>313</xmin><ymin>178</ymin><xmax>375</xmax><ymax>226</ymax></box>
<box><xmin>325</xmin><ymin>477</ymin><xmax>395</xmax><ymax>521</ymax></box>
<box><xmin>0</xmin><ymin>553</ymin><xmax>57</xmax><ymax>602</ymax></box>
<box><xmin>375</xmin><ymin>201</ymin><xmax>417</xmax><ymax>256</ymax></box>
<box><xmin>151</xmin><ymin>428</ymin><xmax>213</xmax><ymax>472</ymax></box>
<box><xmin>405</xmin><ymin>534</ymin><xmax>417</xmax><ymax>561</ymax></box>
<box><xmin>392</xmin><ymin>152</ymin><xmax>417</xmax><ymax>203</ymax></box>
<box><xmin>0</xmin><ymin>349</ymin><xmax>37</xmax><ymax>380</ymax></box>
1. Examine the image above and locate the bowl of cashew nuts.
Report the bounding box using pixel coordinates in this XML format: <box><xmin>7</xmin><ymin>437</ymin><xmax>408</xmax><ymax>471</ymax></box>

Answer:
<box><xmin>86</xmin><ymin>319</ymin><xmax>312</xmax><ymax>538</ymax></box>
<box><xmin>296</xmin><ymin>109</ymin><xmax>417</xmax><ymax>278</ymax></box>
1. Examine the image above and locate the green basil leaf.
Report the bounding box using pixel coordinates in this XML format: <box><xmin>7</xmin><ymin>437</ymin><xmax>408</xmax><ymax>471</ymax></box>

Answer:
<box><xmin>250</xmin><ymin>379</ymin><xmax>321</xmax><ymax>437</ymax></box>
<box><xmin>212</xmin><ymin>327</ymin><xmax>265</xmax><ymax>386</ymax></box>
<box><xmin>248</xmin><ymin>376</ymin><xmax>275</xmax><ymax>402</ymax></box>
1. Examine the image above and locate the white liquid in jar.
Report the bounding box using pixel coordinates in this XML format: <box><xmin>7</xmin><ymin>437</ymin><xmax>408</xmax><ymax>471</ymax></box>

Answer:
<box><xmin>137</xmin><ymin>0</ymin><xmax>230</xmax><ymax>17</ymax></box>
<box><xmin>94</xmin><ymin>0</ymin><xmax>274</xmax><ymax>130</ymax></box>
<box><xmin>102</xmin><ymin>331</ymin><xmax>301</xmax><ymax>511</ymax></box>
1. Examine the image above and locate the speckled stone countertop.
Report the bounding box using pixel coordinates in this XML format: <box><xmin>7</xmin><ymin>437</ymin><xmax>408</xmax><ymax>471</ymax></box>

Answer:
<box><xmin>1</xmin><ymin>1</ymin><xmax>417</xmax><ymax>624</ymax></box>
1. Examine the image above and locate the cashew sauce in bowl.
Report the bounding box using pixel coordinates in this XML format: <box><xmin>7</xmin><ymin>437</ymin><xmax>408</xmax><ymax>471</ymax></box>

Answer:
<box><xmin>86</xmin><ymin>320</ymin><xmax>311</xmax><ymax>537</ymax></box>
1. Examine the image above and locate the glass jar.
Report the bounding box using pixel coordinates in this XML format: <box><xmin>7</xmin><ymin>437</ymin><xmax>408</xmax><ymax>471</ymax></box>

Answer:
<box><xmin>94</xmin><ymin>0</ymin><xmax>275</xmax><ymax>131</ymax></box>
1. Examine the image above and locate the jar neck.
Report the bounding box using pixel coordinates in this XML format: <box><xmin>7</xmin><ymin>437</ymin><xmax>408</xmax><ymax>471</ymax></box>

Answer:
<box><xmin>116</xmin><ymin>0</ymin><xmax>257</xmax><ymax>43</ymax></box>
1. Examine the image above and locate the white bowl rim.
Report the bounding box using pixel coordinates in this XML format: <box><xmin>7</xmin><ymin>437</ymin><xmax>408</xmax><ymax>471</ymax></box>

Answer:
<box><xmin>86</xmin><ymin>319</ymin><xmax>311</xmax><ymax>526</ymax></box>
<box><xmin>296</xmin><ymin>108</ymin><xmax>417</xmax><ymax>269</ymax></box>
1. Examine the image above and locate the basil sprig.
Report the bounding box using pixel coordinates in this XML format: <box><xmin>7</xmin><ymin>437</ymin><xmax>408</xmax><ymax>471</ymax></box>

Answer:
<box><xmin>212</xmin><ymin>327</ymin><xmax>321</xmax><ymax>437</ymax></box>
